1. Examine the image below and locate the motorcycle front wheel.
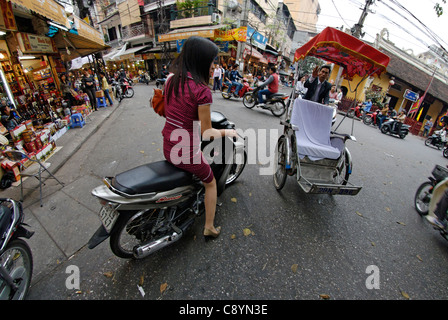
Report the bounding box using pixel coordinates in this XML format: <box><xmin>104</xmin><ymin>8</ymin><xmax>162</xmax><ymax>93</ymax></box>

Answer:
<box><xmin>424</xmin><ymin>138</ymin><xmax>432</xmax><ymax>147</ymax></box>
<box><xmin>0</xmin><ymin>239</ymin><xmax>33</xmax><ymax>300</ymax></box>
<box><xmin>222</xmin><ymin>91</ymin><xmax>231</xmax><ymax>100</ymax></box>
<box><xmin>363</xmin><ymin>116</ymin><xmax>373</xmax><ymax>126</ymax></box>
<box><xmin>443</xmin><ymin>148</ymin><xmax>448</xmax><ymax>158</ymax></box>
<box><xmin>414</xmin><ymin>182</ymin><xmax>433</xmax><ymax>216</ymax></box>
<box><xmin>124</xmin><ymin>87</ymin><xmax>134</xmax><ymax>98</ymax></box>
<box><xmin>270</xmin><ymin>101</ymin><xmax>286</xmax><ymax>117</ymax></box>
<box><xmin>226</xmin><ymin>149</ymin><xmax>247</xmax><ymax>186</ymax></box>
<box><xmin>242</xmin><ymin>93</ymin><xmax>256</xmax><ymax>108</ymax></box>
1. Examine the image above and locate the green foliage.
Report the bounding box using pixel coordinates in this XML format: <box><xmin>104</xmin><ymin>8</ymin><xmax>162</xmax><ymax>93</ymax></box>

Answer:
<box><xmin>364</xmin><ymin>87</ymin><xmax>386</xmax><ymax>107</ymax></box>
<box><xmin>435</xmin><ymin>1</ymin><xmax>446</xmax><ymax>17</ymax></box>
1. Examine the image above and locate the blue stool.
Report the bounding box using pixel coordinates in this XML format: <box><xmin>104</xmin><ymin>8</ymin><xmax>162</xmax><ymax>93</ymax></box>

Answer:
<box><xmin>97</xmin><ymin>97</ymin><xmax>107</xmax><ymax>108</ymax></box>
<box><xmin>70</xmin><ymin>113</ymin><xmax>85</xmax><ymax>128</ymax></box>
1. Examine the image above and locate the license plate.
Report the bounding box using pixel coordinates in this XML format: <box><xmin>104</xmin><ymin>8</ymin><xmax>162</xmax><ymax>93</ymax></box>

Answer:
<box><xmin>99</xmin><ymin>206</ymin><xmax>119</xmax><ymax>232</ymax></box>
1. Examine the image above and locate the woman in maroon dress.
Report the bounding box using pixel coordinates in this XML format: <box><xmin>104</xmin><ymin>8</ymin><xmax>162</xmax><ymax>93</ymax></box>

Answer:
<box><xmin>162</xmin><ymin>36</ymin><xmax>236</xmax><ymax>239</ymax></box>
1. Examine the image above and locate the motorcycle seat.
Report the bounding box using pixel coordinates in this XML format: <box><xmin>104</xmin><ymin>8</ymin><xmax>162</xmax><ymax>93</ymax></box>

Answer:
<box><xmin>112</xmin><ymin>161</ymin><xmax>194</xmax><ymax>195</ymax></box>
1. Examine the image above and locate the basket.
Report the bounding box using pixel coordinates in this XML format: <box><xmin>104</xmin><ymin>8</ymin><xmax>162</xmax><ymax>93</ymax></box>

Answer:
<box><xmin>95</xmin><ymin>90</ymin><xmax>104</xmax><ymax>98</ymax></box>
<box><xmin>432</xmin><ymin>165</ymin><xmax>448</xmax><ymax>181</ymax></box>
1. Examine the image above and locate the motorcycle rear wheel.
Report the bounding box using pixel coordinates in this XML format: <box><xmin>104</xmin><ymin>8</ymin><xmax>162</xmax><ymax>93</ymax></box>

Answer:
<box><xmin>243</xmin><ymin>93</ymin><xmax>256</xmax><ymax>108</ymax></box>
<box><xmin>273</xmin><ymin>136</ymin><xmax>288</xmax><ymax>190</ymax></box>
<box><xmin>414</xmin><ymin>182</ymin><xmax>433</xmax><ymax>216</ymax></box>
<box><xmin>270</xmin><ymin>101</ymin><xmax>286</xmax><ymax>117</ymax></box>
<box><xmin>0</xmin><ymin>239</ymin><xmax>33</xmax><ymax>300</ymax></box>
<box><xmin>110</xmin><ymin>210</ymin><xmax>159</xmax><ymax>259</ymax></box>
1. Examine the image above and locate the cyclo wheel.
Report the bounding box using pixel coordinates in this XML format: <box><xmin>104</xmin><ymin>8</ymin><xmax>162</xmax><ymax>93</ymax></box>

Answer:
<box><xmin>273</xmin><ymin>136</ymin><xmax>288</xmax><ymax>190</ymax></box>
<box><xmin>0</xmin><ymin>239</ymin><xmax>33</xmax><ymax>300</ymax></box>
<box><xmin>270</xmin><ymin>101</ymin><xmax>286</xmax><ymax>117</ymax></box>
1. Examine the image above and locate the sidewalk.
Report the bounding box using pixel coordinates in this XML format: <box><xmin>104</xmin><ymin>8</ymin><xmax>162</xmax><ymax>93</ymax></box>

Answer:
<box><xmin>0</xmin><ymin>101</ymin><xmax>121</xmax><ymax>285</ymax></box>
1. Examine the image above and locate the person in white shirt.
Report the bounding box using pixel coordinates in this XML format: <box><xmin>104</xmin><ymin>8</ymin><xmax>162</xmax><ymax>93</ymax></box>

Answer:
<box><xmin>213</xmin><ymin>64</ymin><xmax>222</xmax><ymax>92</ymax></box>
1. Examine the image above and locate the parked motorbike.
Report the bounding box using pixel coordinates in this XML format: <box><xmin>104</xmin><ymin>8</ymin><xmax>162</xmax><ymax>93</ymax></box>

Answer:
<box><xmin>425</xmin><ymin>130</ymin><xmax>447</xmax><ymax>150</ymax></box>
<box><xmin>88</xmin><ymin>111</ymin><xmax>247</xmax><ymax>259</ymax></box>
<box><xmin>0</xmin><ymin>198</ymin><xmax>34</xmax><ymax>300</ymax></box>
<box><xmin>362</xmin><ymin>109</ymin><xmax>380</xmax><ymax>126</ymax></box>
<box><xmin>120</xmin><ymin>79</ymin><xmax>134</xmax><ymax>98</ymax></box>
<box><xmin>414</xmin><ymin>165</ymin><xmax>448</xmax><ymax>240</ymax></box>
<box><xmin>380</xmin><ymin>119</ymin><xmax>410</xmax><ymax>139</ymax></box>
<box><xmin>138</xmin><ymin>73</ymin><xmax>150</xmax><ymax>85</ymax></box>
<box><xmin>221</xmin><ymin>79</ymin><xmax>251</xmax><ymax>100</ymax></box>
<box><xmin>242</xmin><ymin>86</ymin><xmax>288</xmax><ymax>117</ymax></box>
<box><xmin>112</xmin><ymin>80</ymin><xmax>123</xmax><ymax>102</ymax></box>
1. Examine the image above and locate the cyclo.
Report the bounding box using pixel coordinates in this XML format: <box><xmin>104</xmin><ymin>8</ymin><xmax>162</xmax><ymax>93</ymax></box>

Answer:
<box><xmin>273</xmin><ymin>27</ymin><xmax>390</xmax><ymax>195</ymax></box>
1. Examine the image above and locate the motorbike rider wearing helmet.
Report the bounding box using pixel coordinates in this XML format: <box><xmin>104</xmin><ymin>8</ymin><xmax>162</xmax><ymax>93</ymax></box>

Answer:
<box><xmin>255</xmin><ymin>65</ymin><xmax>279</xmax><ymax>107</ymax></box>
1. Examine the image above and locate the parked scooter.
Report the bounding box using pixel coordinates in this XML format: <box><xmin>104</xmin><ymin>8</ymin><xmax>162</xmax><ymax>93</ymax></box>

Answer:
<box><xmin>221</xmin><ymin>79</ymin><xmax>251</xmax><ymax>100</ymax></box>
<box><xmin>380</xmin><ymin>119</ymin><xmax>410</xmax><ymax>139</ymax></box>
<box><xmin>111</xmin><ymin>80</ymin><xmax>123</xmax><ymax>102</ymax></box>
<box><xmin>138</xmin><ymin>72</ymin><xmax>150</xmax><ymax>85</ymax></box>
<box><xmin>425</xmin><ymin>129</ymin><xmax>447</xmax><ymax>150</ymax></box>
<box><xmin>347</xmin><ymin>103</ymin><xmax>366</xmax><ymax>119</ymax></box>
<box><xmin>0</xmin><ymin>198</ymin><xmax>34</xmax><ymax>300</ymax></box>
<box><xmin>88</xmin><ymin>111</ymin><xmax>247</xmax><ymax>259</ymax></box>
<box><xmin>414</xmin><ymin>164</ymin><xmax>448</xmax><ymax>240</ymax></box>
<box><xmin>242</xmin><ymin>86</ymin><xmax>289</xmax><ymax>117</ymax></box>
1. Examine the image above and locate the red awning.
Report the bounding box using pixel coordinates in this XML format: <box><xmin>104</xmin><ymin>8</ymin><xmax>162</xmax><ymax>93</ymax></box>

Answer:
<box><xmin>294</xmin><ymin>27</ymin><xmax>390</xmax><ymax>80</ymax></box>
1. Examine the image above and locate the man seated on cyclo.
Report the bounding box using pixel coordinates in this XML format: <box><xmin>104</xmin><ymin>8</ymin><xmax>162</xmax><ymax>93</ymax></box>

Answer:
<box><xmin>302</xmin><ymin>65</ymin><xmax>332</xmax><ymax>104</ymax></box>
<box><xmin>227</xmin><ymin>64</ymin><xmax>243</xmax><ymax>97</ymax></box>
<box><xmin>256</xmin><ymin>66</ymin><xmax>279</xmax><ymax>107</ymax></box>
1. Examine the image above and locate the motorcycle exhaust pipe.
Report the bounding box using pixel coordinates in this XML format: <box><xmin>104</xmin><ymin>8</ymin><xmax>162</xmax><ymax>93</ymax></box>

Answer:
<box><xmin>133</xmin><ymin>217</ymin><xmax>195</xmax><ymax>259</ymax></box>
<box><xmin>133</xmin><ymin>232</ymin><xmax>180</xmax><ymax>259</ymax></box>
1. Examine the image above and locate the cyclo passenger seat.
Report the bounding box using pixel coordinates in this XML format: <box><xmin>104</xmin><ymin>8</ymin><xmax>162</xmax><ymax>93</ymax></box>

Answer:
<box><xmin>290</xmin><ymin>98</ymin><xmax>344</xmax><ymax>161</ymax></box>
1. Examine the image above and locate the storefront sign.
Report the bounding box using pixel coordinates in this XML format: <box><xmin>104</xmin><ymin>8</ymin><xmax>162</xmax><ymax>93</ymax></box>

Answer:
<box><xmin>16</xmin><ymin>32</ymin><xmax>57</xmax><ymax>54</ymax></box>
<box><xmin>214</xmin><ymin>27</ymin><xmax>247</xmax><ymax>42</ymax></box>
<box><xmin>0</xmin><ymin>0</ymin><xmax>17</xmax><ymax>31</ymax></box>
<box><xmin>247</xmin><ymin>26</ymin><xmax>267</xmax><ymax>50</ymax></box>
<box><xmin>9</xmin><ymin>0</ymin><xmax>68</xmax><ymax>28</ymax></box>
<box><xmin>263</xmin><ymin>52</ymin><xmax>278</xmax><ymax>64</ymax></box>
<box><xmin>74</xmin><ymin>16</ymin><xmax>106</xmax><ymax>46</ymax></box>
<box><xmin>403</xmin><ymin>89</ymin><xmax>419</xmax><ymax>102</ymax></box>
<box><xmin>159</xmin><ymin>29</ymin><xmax>215</xmax><ymax>42</ymax></box>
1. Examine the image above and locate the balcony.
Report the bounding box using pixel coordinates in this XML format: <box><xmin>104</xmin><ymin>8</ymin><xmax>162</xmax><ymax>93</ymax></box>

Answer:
<box><xmin>121</xmin><ymin>22</ymin><xmax>154</xmax><ymax>41</ymax></box>
<box><xmin>169</xmin><ymin>1</ymin><xmax>219</xmax><ymax>29</ymax></box>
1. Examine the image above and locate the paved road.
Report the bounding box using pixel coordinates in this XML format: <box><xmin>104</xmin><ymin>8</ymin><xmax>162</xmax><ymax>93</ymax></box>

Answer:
<box><xmin>19</xmin><ymin>83</ymin><xmax>448</xmax><ymax>301</ymax></box>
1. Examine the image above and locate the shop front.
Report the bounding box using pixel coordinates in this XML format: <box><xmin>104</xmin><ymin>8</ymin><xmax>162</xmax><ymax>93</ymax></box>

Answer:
<box><xmin>0</xmin><ymin>0</ymin><xmax>108</xmax><ymax>185</ymax></box>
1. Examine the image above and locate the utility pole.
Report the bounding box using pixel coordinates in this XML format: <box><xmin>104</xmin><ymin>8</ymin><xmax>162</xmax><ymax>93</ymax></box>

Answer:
<box><xmin>236</xmin><ymin>0</ymin><xmax>249</xmax><ymax>71</ymax></box>
<box><xmin>351</xmin><ymin>0</ymin><xmax>374</xmax><ymax>38</ymax></box>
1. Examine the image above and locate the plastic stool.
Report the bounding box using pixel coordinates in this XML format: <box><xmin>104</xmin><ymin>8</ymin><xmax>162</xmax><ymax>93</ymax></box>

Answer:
<box><xmin>97</xmin><ymin>97</ymin><xmax>107</xmax><ymax>108</ymax></box>
<box><xmin>70</xmin><ymin>113</ymin><xmax>85</xmax><ymax>128</ymax></box>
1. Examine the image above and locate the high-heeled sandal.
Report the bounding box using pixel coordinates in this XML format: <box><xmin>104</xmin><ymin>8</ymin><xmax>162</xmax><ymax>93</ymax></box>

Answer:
<box><xmin>203</xmin><ymin>226</ymin><xmax>221</xmax><ymax>239</ymax></box>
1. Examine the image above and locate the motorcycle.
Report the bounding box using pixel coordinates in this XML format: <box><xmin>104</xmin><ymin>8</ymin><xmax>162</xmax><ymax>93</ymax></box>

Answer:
<box><xmin>414</xmin><ymin>165</ymin><xmax>448</xmax><ymax>240</ymax></box>
<box><xmin>242</xmin><ymin>86</ymin><xmax>288</xmax><ymax>117</ymax></box>
<box><xmin>425</xmin><ymin>130</ymin><xmax>447</xmax><ymax>150</ymax></box>
<box><xmin>111</xmin><ymin>80</ymin><xmax>123</xmax><ymax>102</ymax></box>
<box><xmin>221</xmin><ymin>79</ymin><xmax>252</xmax><ymax>100</ymax></box>
<box><xmin>443</xmin><ymin>145</ymin><xmax>448</xmax><ymax>158</ymax></box>
<box><xmin>156</xmin><ymin>78</ymin><xmax>166</xmax><ymax>88</ymax></box>
<box><xmin>0</xmin><ymin>198</ymin><xmax>34</xmax><ymax>300</ymax></box>
<box><xmin>380</xmin><ymin>119</ymin><xmax>410</xmax><ymax>139</ymax></box>
<box><xmin>120</xmin><ymin>79</ymin><xmax>134</xmax><ymax>98</ymax></box>
<box><xmin>88</xmin><ymin>111</ymin><xmax>247</xmax><ymax>259</ymax></box>
<box><xmin>364</xmin><ymin>108</ymin><xmax>396</xmax><ymax>127</ymax></box>
<box><xmin>138</xmin><ymin>73</ymin><xmax>150</xmax><ymax>85</ymax></box>
<box><xmin>347</xmin><ymin>104</ymin><xmax>366</xmax><ymax>119</ymax></box>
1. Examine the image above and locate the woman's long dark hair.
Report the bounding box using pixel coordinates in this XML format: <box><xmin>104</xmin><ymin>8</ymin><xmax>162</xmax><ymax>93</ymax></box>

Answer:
<box><xmin>165</xmin><ymin>36</ymin><xmax>218</xmax><ymax>103</ymax></box>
